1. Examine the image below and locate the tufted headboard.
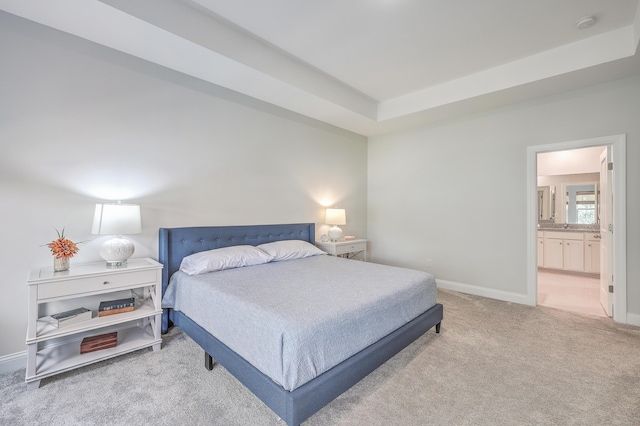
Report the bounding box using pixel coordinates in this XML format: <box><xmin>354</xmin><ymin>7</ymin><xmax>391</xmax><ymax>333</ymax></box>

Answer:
<box><xmin>158</xmin><ymin>223</ymin><xmax>315</xmax><ymax>332</ymax></box>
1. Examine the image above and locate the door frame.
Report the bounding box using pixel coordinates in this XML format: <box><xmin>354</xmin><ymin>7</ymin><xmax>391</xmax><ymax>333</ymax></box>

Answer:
<box><xmin>526</xmin><ymin>134</ymin><xmax>627</xmax><ymax>323</ymax></box>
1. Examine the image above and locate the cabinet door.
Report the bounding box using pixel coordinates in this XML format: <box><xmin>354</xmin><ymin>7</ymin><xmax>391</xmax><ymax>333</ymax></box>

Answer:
<box><xmin>563</xmin><ymin>240</ymin><xmax>584</xmax><ymax>271</ymax></box>
<box><xmin>585</xmin><ymin>241</ymin><xmax>600</xmax><ymax>273</ymax></box>
<box><xmin>537</xmin><ymin>238</ymin><xmax>544</xmax><ymax>267</ymax></box>
<box><xmin>544</xmin><ymin>238</ymin><xmax>564</xmax><ymax>269</ymax></box>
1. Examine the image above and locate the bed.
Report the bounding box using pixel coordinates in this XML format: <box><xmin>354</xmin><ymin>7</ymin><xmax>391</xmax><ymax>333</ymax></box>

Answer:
<box><xmin>159</xmin><ymin>223</ymin><xmax>443</xmax><ymax>425</ymax></box>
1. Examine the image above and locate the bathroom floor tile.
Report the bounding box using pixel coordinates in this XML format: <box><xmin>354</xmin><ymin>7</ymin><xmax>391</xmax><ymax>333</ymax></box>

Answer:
<box><xmin>537</xmin><ymin>269</ymin><xmax>607</xmax><ymax>318</ymax></box>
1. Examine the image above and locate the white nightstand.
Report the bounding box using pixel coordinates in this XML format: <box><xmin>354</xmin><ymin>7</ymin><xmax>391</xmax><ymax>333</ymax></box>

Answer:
<box><xmin>25</xmin><ymin>258</ymin><xmax>163</xmax><ymax>390</ymax></box>
<box><xmin>316</xmin><ymin>239</ymin><xmax>367</xmax><ymax>261</ymax></box>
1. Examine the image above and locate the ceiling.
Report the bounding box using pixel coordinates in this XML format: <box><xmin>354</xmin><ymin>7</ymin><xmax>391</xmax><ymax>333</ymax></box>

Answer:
<box><xmin>2</xmin><ymin>0</ymin><xmax>640</xmax><ymax>136</ymax></box>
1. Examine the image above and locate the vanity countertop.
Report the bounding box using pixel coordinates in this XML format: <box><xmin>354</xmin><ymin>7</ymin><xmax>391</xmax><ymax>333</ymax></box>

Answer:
<box><xmin>537</xmin><ymin>222</ymin><xmax>599</xmax><ymax>233</ymax></box>
<box><xmin>538</xmin><ymin>228</ymin><xmax>599</xmax><ymax>233</ymax></box>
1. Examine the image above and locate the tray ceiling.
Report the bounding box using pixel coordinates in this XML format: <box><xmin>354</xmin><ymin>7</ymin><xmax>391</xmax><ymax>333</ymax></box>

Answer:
<box><xmin>2</xmin><ymin>0</ymin><xmax>640</xmax><ymax>135</ymax></box>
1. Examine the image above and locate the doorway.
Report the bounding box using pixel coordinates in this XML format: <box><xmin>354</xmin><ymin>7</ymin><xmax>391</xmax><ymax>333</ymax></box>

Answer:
<box><xmin>526</xmin><ymin>135</ymin><xmax>627</xmax><ymax>324</ymax></box>
<box><xmin>536</xmin><ymin>146</ymin><xmax>606</xmax><ymax>317</ymax></box>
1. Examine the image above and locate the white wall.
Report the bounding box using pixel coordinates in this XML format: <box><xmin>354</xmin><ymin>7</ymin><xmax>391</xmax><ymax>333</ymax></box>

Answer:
<box><xmin>0</xmin><ymin>14</ymin><xmax>367</xmax><ymax>362</ymax></box>
<box><xmin>537</xmin><ymin>146</ymin><xmax>603</xmax><ymax>176</ymax></box>
<box><xmin>368</xmin><ymin>75</ymin><xmax>640</xmax><ymax>315</ymax></box>
<box><xmin>538</xmin><ymin>173</ymin><xmax>599</xmax><ymax>187</ymax></box>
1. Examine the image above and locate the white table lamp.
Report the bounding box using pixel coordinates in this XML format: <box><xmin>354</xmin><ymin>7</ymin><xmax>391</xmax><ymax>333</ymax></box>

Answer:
<box><xmin>92</xmin><ymin>202</ymin><xmax>141</xmax><ymax>268</ymax></box>
<box><xmin>325</xmin><ymin>208</ymin><xmax>346</xmax><ymax>242</ymax></box>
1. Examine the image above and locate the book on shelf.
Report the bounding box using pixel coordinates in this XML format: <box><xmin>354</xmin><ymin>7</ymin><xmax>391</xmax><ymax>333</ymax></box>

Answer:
<box><xmin>343</xmin><ymin>236</ymin><xmax>356</xmax><ymax>241</ymax></box>
<box><xmin>80</xmin><ymin>332</ymin><xmax>117</xmax><ymax>354</ymax></box>
<box><xmin>98</xmin><ymin>297</ymin><xmax>135</xmax><ymax>312</ymax></box>
<box><xmin>97</xmin><ymin>305</ymin><xmax>135</xmax><ymax>317</ymax></box>
<box><xmin>48</xmin><ymin>307</ymin><xmax>92</xmax><ymax>328</ymax></box>
<box><xmin>98</xmin><ymin>297</ymin><xmax>135</xmax><ymax>317</ymax></box>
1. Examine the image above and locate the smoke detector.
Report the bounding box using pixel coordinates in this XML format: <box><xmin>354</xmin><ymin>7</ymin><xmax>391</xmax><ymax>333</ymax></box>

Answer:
<box><xmin>576</xmin><ymin>16</ymin><xmax>597</xmax><ymax>30</ymax></box>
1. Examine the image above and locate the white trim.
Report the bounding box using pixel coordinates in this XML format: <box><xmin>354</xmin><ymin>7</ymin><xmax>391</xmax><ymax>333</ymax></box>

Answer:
<box><xmin>526</xmin><ymin>145</ymin><xmax>539</xmax><ymax>306</ymax></box>
<box><xmin>526</xmin><ymin>134</ymin><xmax>627</xmax><ymax>323</ymax></box>
<box><xmin>627</xmin><ymin>313</ymin><xmax>640</xmax><ymax>328</ymax></box>
<box><xmin>0</xmin><ymin>350</ymin><xmax>26</xmax><ymax>374</ymax></box>
<box><xmin>437</xmin><ymin>279</ymin><xmax>530</xmax><ymax>305</ymax></box>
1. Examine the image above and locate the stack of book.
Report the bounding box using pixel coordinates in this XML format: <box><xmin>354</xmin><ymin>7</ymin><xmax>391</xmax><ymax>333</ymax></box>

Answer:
<box><xmin>80</xmin><ymin>332</ymin><xmax>117</xmax><ymax>354</ymax></box>
<box><xmin>98</xmin><ymin>297</ymin><xmax>135</xmax><ymax>317</ymax></box>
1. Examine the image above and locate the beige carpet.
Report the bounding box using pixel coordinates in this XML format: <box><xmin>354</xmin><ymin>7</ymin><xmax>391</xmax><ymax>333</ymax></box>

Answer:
<box><xmin>2</xmin><ymin>289</ymin><xmax>639</xmax><ymax>425</ymax></box>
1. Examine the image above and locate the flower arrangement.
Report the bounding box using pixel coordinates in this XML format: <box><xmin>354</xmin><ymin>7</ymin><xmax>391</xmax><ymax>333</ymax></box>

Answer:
<box><xmin>47</xmin><ymin>228</ymin><xmax>80</xmax><ymax>259</ymax></box>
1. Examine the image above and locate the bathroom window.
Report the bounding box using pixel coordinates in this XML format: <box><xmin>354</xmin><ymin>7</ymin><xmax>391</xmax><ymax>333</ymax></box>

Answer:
<box><xmin>575</xmin><ymin>191</ymin><xmax>596</xmax><ymax>224</ymax></box>
<box><xmin>565</xmin><ymin>183</ymin><xmax>597</xmax><ymax>225</ymax></box>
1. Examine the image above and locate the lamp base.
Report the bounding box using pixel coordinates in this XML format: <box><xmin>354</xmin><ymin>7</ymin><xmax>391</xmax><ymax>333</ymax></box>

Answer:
<box><xmin>100</xmin><ymin>236</ymin><xmax>135</xmax><ymax>268</ymax></box>
<box><xmin>328</xmin><ymin>226</ymin><xmax>343</xmax><ymax>242</ymax></box>
<box><xmin>106</xmin><ymin>260</ymin><xmax>128</xmax><ymax>269</ymax></box>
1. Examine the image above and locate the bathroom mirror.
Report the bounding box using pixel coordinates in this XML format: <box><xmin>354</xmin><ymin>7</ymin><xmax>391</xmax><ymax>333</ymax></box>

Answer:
<box><xmin>564</xmin><ymin>183</ymin><xmax>597</xmax><ymax>224</ymax></box>
<box><xmin>537</xmin><ymin>186</ymin><xmax>556</xmax><ymax>220</ymax></box>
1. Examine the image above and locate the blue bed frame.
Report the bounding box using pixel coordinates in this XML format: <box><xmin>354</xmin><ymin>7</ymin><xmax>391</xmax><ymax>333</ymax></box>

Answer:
<box><xmin>159</xmin><ymin>223</ymin><xmax>443</xmax><ymax>426</ymax></box>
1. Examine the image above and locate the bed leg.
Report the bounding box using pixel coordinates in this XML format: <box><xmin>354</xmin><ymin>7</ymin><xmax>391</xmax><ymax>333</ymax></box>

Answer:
<box><xmin>205</xmin><ymin>352</ymin><xmax>215</xmax><ymax>371</ymax></box>
<box><xmin>435</xmin><ymin>322</ymin><xmax>441</xmax><ymax>334</ymax></box>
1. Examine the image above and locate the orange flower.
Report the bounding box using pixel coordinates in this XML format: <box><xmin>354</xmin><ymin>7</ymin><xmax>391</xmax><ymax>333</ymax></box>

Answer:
<box><xmin>46</xmin><ymin>228</ymin><xmax>80</xmax><ymax>259</ymax></box>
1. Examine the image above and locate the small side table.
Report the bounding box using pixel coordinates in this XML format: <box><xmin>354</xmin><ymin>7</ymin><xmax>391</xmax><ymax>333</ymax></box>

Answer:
<box><xmin>316</xmin><ymin>239</ymin><xmax>367</xmax><ymax>261</ymax></box>
<box><xmin>25</xmin><ymin>258</ymin><xmax>163</xmax><ymax>390</ymax></box>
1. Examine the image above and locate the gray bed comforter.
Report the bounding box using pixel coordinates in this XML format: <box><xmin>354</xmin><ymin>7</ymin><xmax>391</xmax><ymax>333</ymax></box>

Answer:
<box><xmin>162</xmin><ymin>254</ymin><xmax>437</xmax><ymax>391</ymax></box>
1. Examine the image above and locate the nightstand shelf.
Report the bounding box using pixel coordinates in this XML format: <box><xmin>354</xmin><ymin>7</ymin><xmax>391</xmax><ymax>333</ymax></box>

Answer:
<box><xmin>25</xmin><ymin>258</ymin><xmax>163</xmax><ymax>390</ymax></box>
<box><xmin>32</xmin><ymin>297</ymin><xmax>160</xmax><ymax>341</ymax></box>
<box><xmin>316</xmin><ymin>239</ymin><xmax>367</xmax><ymax>261</ymax></box>
<box><xmin>32</xmin><ymin>323</ymin><xmax>159</xmax><ymax>382</ymax></box>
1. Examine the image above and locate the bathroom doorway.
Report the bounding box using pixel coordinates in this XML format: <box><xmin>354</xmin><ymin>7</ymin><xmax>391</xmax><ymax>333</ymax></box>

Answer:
<box><xmin>536</xmin><ymin>146</ymin><xmax>606</xmax><ymax>317</ymax></box>
<box><xmin>526</xmin><ymin>135</ymin><xmax>627</xmax><ymax>323</ymax></box>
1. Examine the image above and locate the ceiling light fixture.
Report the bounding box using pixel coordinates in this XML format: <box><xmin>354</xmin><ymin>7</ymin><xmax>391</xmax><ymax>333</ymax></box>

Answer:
<box><xmin>575</xmin><ymin>16</ymin><xmax>597</xmax><ymax>30</ymax></box>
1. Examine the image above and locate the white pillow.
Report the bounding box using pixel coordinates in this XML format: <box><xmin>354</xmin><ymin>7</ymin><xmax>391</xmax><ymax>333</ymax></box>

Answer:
<box><xmin>257</xmin><ymin>240</ymin><xmax>326</xmax><ymax>262</ymax></box>
<box><xmin>179</xmin><ymin>245</ymin><xmax>273</xmax><ymax>276</ymax></box>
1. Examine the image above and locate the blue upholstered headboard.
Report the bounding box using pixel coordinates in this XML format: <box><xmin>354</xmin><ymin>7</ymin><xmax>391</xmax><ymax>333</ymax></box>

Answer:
<box><xmin>158</xmin><ymin>223</ymin><xmax>315</xmax><ymax>332</ymax></box>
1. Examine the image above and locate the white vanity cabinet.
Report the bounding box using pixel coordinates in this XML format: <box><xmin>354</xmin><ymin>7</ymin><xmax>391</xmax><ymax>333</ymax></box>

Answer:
<box><xmin>584</xmin><ymin>233</ymin><xmax>601</xmax><ymax>274</ymax></box>
<box><xmin>540</xmin><ymin>231</ymin><xmax>598</xmax><ymax>274</ymax></box>
<box><xmin>543</xmin><ymin>231</ymin><xmax>585</xmax><ymax>271</ymax></box>
<box><xmin>562</xmin><ymin>236</ymin><xmax>584</xmax><ymax>272</ymax></box>
<box><xmin>543</xmin><ymin>234</ymin><xmax>565</xmax><ymax>270</ymax></box>
<box><xmin>537</xmin><ymin>231</ymin><xmax>544</xmax><ymax>268</ymax></box>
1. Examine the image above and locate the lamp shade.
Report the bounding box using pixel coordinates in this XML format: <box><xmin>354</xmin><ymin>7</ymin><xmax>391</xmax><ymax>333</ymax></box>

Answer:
<box><xmin>325</xmin><ymin>208</ymin><xmax>346</xmax><ymax>242</ymax></box>
<box><xmin>92</xmin><ymin>203</ymin><xmax>141</xmax><ymax>235</ymax></box>
<box><xmin>325</xmin><ymin>208</ymin><xmax>346</xmax><ymax>226</ymax></box>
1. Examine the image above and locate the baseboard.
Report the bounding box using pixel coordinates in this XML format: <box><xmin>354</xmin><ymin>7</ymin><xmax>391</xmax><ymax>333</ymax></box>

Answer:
<box><xmin>436</xmin><ymin>279</ymin><xmax>531</xmax><ymax>305</ymax></box>
<box><xmin>626</xmin><ymin>313</ymin><xmax>640</xmax><ymax>327</ymax></box>
<box><xmin>0</xmin><ymin>351</ymin><xmax>26</xmax><ymax>374</ymax></box>
<box><xmin>438</xmin><ymin>279</ymin><xmax>640</xmax><ymax>327</ymax></box>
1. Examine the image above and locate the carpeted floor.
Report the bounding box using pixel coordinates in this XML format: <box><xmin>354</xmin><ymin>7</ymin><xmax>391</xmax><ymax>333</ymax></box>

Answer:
<box><xmin>2</xmin><ymin>289</ymin><xmax>639</xmax><ymax>425</ymax></box>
